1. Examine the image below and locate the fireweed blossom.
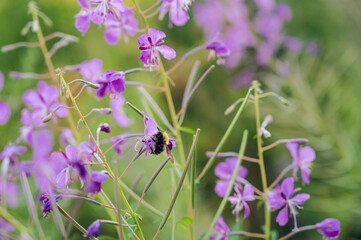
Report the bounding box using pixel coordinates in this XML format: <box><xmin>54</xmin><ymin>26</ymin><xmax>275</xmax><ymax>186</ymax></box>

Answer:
<box><xmin>209</xmin><ymin>216</ymin><xmax>230</xmax><ymax>240</ymax></box>
<box><xmin>159</xmin><ymin>0</ymin><xmax>190</xmax><ymax>27</ymax></box>
<box><xmin>0</xmin><ymin>71</ymin><xmax>10</xmax><ymax>125</ymax></box>
<box><xmin>85</xmin><ymin>219</ymin><xmax>101</xmax><ymax>237</ymax></box>
<box><xmin>205</xmin><ymin>35</ymin><xmax>231</xmax><ymax>64</ymax></box>
<box><xmin>104</xmin><ymin>8</ymin><xmax>138</xmax><ymax>44</ymax></box>
<box><xmin>214</xmin><ymin>157</ymin><xmax>248</xmax><ymax>197</ymax></box>
<box><xmin>137</xmin><ymin>111</ymin><xmax>176</xmax><ymax>157</ymax></box>
<box><xmin>110</xmin><ymin>94</ymin><xmax>130</xmax><ymax>127</ymax></box>
<box><xmin>0</xmin><ymin>143</ymin><xmax>26</xmax><ymax>178</ymax></box>
<box><xmin>50</xmin><ymin>145</ymin><xmax>88</xmax><ymax>189</ymax></box>
<box><xmin>75</xmin><ymin>0</ymin><xmax>125</xmax><ymax>34</ymax></box>
<box><xmin>267</xmin><ymin>177</ymin><xmax>310</xmax><ymax>228</ymax></box>
<box><xmin>79</xmin><ymin>137</ymin><xmax>98</xmax><ymax>162</ymax></box>
<box><xmin>39</xmin><ymin>193</ymin><xmax>63</xmax><ymax>218</ymax></box>
<box><xmin>138</xmin><ymin>28</ymin><xmax>176</xmax><ymax>67</ymax></box>
<box><xmin>286</xmin><ymin>140</ymin><xmax>316</xmax><ymax>184</ymax></box>
<box><xmin>109</xmin><ymin>134</ymin><xmax>128</xmax><ymax>156</ymax></box>
<box><xmin>228</xmin><ymin>184</ymin><xmax>255</xmax><ymax>220</ymax></box>
<box><xmin>96</xmin><ymin>71</ymin><xmax>125</xmax><ymax>98</ymax></box>
<box><xmin>315</xmin><ymin>218</ymin><xmax>340</xmax><ymax>239</ymax></box>
<box><xmin>22</xmin><ymin>81</ymin><xmax>68</xmax><ymax>125</ymax></box>
<box><xmin>84</xmin><ymin>171</ymin><xmax>108</xmax><ymax>195</ymax></box>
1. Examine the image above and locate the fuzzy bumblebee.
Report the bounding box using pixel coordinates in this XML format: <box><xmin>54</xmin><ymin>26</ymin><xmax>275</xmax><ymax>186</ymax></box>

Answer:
<box><xmin>148</xmin><ymin>131</ymin><xmax>170</xmax><ymax>155</ymax></box>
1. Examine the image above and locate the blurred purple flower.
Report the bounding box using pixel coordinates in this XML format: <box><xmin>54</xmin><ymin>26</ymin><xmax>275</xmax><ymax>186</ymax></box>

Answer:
<box><xmin>231</xmin><ymin>70</ymin><xmax>255</xmax><ymax>88</ymax></box>
<box><xmin>109</xmin><ymin>135</ymin><xmax>127</xmax><ymax>156</ymax></box>
<box><xmin>104</xmin><ymin>8</ymin><xmax>138</xmax><ymax>44</ymax></box>
<box><xmin>0</xmin><ymin>218</ymin><xmax>15</xmax><ymax>236</ymax></box>
<box><xmin>79</xmin><ymin>137</ymin><xmax>97</xmax><ymax>162</ymax></box>
<box><xmin>205</xmin><ymin>35</ymin><xmax>231</xmax><ymax>64</ymax></box>
<box><xmin>276</xmin><ymin>3</ymin><xmax>292</xmax><ymax>21</ymax></box>
<box><xmin>85</xmin><ymin>219</ymin><xmax>101</xmax><ymax>237</ymax></box>
<box><xmin>284</xmin><ymin>36</ymin><xmax>303</xmax><ymax>53</ymax></box>
<box><xmin>228</xmin><ymin>184</ymin><xmax>254</xmax><ymax>220</ymax></box>
<box><xmin>96</xmin><ymin>71</ymin><xmax>125</xmax><ymax>98</ymax></box>
<box><xmin>286</xmin><ymin>141</ymin><xmax>316</xmax><ymax>184</ymax></box>
<box><xmin>50</xmin><ymin>145</ymin><xmax>88</xmax><ymax>189</ymax></box>
<box><xmin>306</xmin><ymin>41</ymin><xmax>319</xmax><ymax>54</ymax></box>
<box><xmin>0</xmin><ymin>144</ymin><xmax>26</xmax><ymax>164</ymax></box>
<box><xmin>0</xmin><ymin>71</ymin><xmax>10</xmax><ymax>125</ymax></box>
<box><xmin>110</xmin><ymin>94</ymin><xmax>130</xmax><ymax>127</ymax></box>
<box><xmin>209</xmin><ymin>216</ymin><xmax>229</xmax><ymax>240</ymax></box>
<box><xmin>39</xmin><ymin>193</ymin><xmax>63</xmax><ymax>218</ymax></box>
<box><xmin>22</xmin><ymin>81</ymin><xmax>68</xmax><ymax>125</ymax></box>
<box><xmin>315</xmin><ymin>218</ymin><xmax>340</xmax><ymax>239</ymax></box>
<box><xmin>0</xmin><ymin>180</ymin><xmax>19</xmax><ymax>209</ymax></box>
<box><xmin>214</xmin><ymin>157</ymin><xmax>248</xmax><ymax>197</ymax></box>
<box><xmin>159</xmin><ymin>0</ymin><xmax>190</xmax><ymax>27</ymax></box>
<box><xmin>79</xmin><ymin>58</ymin><xmax>103</xmax><ymax>84</ymax></box>
<box><xmin>138</xmin><ymin>28</ymin><xmax>176</xmax><ymax>67</ymax></box>
<box><xmin>84</xmin><ymin>171</ymin><xmax>108</xmax><ymax>195</ymax></box>
<box><xmin>20</xmin><ymin>109</ymin><xmax>39</xmax><ymax>145</ymax></box>
<box><xmin>59</xmin><ymin>129</ymin><xmax>76</xmax><ymax>146</ymax></box>
<box><xmin>267</xmin><ymin>177</ymin><xmax>310</xmax><ymax>228</ymax></box>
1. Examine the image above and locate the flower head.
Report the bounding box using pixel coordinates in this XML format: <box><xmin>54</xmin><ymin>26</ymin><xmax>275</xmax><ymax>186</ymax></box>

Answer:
<box><xmin>85</xmin><ymin>220</ymin><xmax>101</xmax><ymax>237</ymax></box>
<box><xmin>22</xmin><ymin>81</ymin><xmax>68</xmax><ymax>125</ymax></box>
<box><xmin>159</xmin><ymin>0</ymin><xmax>190</xmax><ymax>27</ymax></box>
<box><xmin>228</xmin><ymin>184</ymin><xmax>255</xmax><ymax>220</ymax></box>
<box><xmin>315</xmin><ymin>218</ymin><xmax>340</xmax><ymax>239</ymax></box>
<box><xmin>39</xmin><ymin>193</ymin><xmax>63</xmax><ymax>218</ymax></box>
<box><xmin>267</xmin><ymin>177</ymin><xmax>310</xmax><ymax>228</ymax></box>
<box><xmin>138</xmin><ymin>28</ymin><xmax>176</xmax><ymax>67</ymax></box>
<box><xmin>286</xmin><ymin>141</ymin><xmax>316</xmax><ymax>184</ymax></box>
<box><xmin>104</xmin><ymin>8</ymin><xmax>138</xmax><ymax>44</ymax></box>
<box><xmin>258</xmin><ymin>114</ymin><xmax>272</xmax><ymax>138</ymax></box>
<box><xmin>214</xmin><ymin>157</ymin><xmax>248</xmax><ymax>197</ymax></box>
<box><xmin>84</xmin><ymin>171</ymin><xmax>108</xmax><ymax>195</ymax></box>
<box><xmin>209</xmin><ymin>216</ymin><xmax>229</xmax><ymax>240</ymax></box>
<box><xmin>205</xmin><ymin>35</ymin><xmax>231</xmax><ymax>65</ymax></box>
<box><xmin>96</xmin><ymin>71</ymin><xmax>125</xmax><ymax>98</ymax></box>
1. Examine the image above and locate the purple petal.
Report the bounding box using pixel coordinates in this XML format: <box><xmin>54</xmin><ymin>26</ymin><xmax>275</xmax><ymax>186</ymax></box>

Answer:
<box><xmin>315</xmin><ymin>218</ymin><xmax>340</xmax><ymax>239</ymax></box>
<box><xmin>243</xmin><ymin>184</ymin><xmax>255</xmax><ymax>201</ymax></box>
<box><xmin>301</xmin><ymin>168</ymin><xmax>310</xmax><ymax>184</ymax></box>
<box><xmin>267</xmin><ymin>191</ymin><xmax>285</xmax><ymax>209</ymax></box>
<box><xmin>215</xmin><ymin>216</ymin><xmax>230</xmax><ymax>236</ymax></box>
<box><xmin>243</xmin><ymin>202</ymin><xmax>250</xmax><ymax>219</ymax></box>
<box><xmin>22</xmin><ymin>90</ymin><xmax>42</xmax><ymax>109</ymax></box>
<box><xmin>137</xmin><ymin>33</ymin><xmax>149</xmax><ymax>47</ymax></box>
<box><xmin>80</xmin><ymin>59</ymin><xmax>103</xmax><ymax>82</ymax></box>
<box><xmin>169</xmin><ymin>7</ymin><xmax>189</xmax><ymax>26</ymax></box>
<box><xmin>75</xmin><ymin>15</ymin><xmax>90</xmax><ymax>34</ymax></box>
<box><xmin>281</xmin><ymin>177</ymin><xmax>295</xmax><ymax>199</ymax></box>
<box><xmin>85</xmin><ymin>220</ymin><xmax>101</xmax><ymax>237</ymax></box>
<box><xmin>299</xmin><ymin>146</ymin><xmax>315</xmax><ymax>163</ymax></box>
<box><xmin>78</xmin><ymin>0</ymin><xmax>90</xmax><ymax>9</ymax></box>
<box><xmin>40</xmin><ymin>82</ymin><xmax>59</xmax><ymax>104</ymax></box>
<box><xmin>0</xmin><ymin>102</ymin><xmax>11</xmax><ymax>125</ymax></box>
<box><xmin>110</xmin><ymin>0</ymin><xmax>125</xmax><ymax>12</ymax></box>
<box><xmin>33</xmin><ymin>130</ymin><xmax>53</xmax><ymax>160</ymax></box>
<box><xmin>142</xmin><ymin>111</ymin><xmax>158</xmax><ymax>136</ymax></box>
<box><xmin>148</xmin><ymin>28</ymin><xmax>166</xmax><ymax>44</ymax></box>
<box><xmin>55</xmin><ymin>168</ymin><xmax>71</xmax><ymax>189</ymax></box>
<box><xmin>276</xmin><ymin>206</ymin><xmax>289</xmax><ymax>226</ymax></box>
<box><xmin>157</xmin><ymin>45</ymin><xmax>176</xmax><ymax>60</ymax></box>
<box><xmin>108</xmin><ymin>74</ymin><xmax>125</xmax><ymax>94</ymax></box>
<box><xmin>104</xmin><ymin>28</ymin><xmax>121</xmax><ymax>45</ymax></box>
<box><xmin>90</xmin><ymin>171</ymin><xmax>108</xmax><ymax>183</ymax></box>
<box><xmin>292</xmin><ymin>193</ymin><xmax>310</xmax><ymax>205</ymax></box>
<box><xmin>65</xmin><ymin>145</ymin><xmax>78</xmax><ymax>163</ymax></box>
<box><xmin>215</xmin><ymin>180</ymin><xmax>229</xmax><ymax>197</ymax></box>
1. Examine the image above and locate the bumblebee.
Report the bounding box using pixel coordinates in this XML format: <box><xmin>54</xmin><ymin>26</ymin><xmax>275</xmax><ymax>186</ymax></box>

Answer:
<box><xmin>149</xmin><ymin>131</ymin><xmax>170</xmax><ymax>155</ymax></box>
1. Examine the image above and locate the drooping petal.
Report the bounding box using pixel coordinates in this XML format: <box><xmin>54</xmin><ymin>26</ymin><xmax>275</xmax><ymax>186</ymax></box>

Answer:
<box><xmin>75</xmin><ymin>15</ymin><xmax>90</xmax><ymax>34</ymax></box>
<box><xmin>243</xmin><ymin>202</ymin><xmax>250</xmax><ymax>219</ymax></box>
<box><xmin>276</xmin><ymin>206</ymin><xmax>289</xmax><ymax>226</ymax></box>
<box><xmin>292</xmin><ymin>193</ymin><xmax>310</xmax><ymax>205</ymax></box>
<box><xmin>104</xmin><ymin>28</ymin><xmax>121</xmax><ymax>45</ymax></box>
<box><xmin>142</xmin><ymin>111</ymin><xmax>158</xmax><ymax>136</ymax></box>
<box><xmin>65</xmin><ymin>145</ymin><xmax>79</xmax><ymax>163</ymax></box>
<box><xmin>299</xmin><ymin>146</ymin><xmax>315</xmax><ymax>163</ymax></box>
<box><xmin>157</xmin><ymin>45</ymin><xmax>176</xmax><ymax>60</ymax></box>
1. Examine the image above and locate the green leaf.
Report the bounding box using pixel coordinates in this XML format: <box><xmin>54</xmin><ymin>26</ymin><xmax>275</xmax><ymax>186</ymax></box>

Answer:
<box><xmin>177</xmin><ymin>217</ymin><xmax>193</xmax><ymax>232</ymax></box>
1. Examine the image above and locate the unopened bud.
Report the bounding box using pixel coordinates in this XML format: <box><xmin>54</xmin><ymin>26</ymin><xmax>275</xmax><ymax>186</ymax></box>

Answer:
<box><xmin>98</xmin><ymin>123</ymin><xmax>111</xmax><ymax>133</ymax></box>
<box><xmin>85</xmin><ymin>81</ymin><xmax>100</xmax><ymax>89</ymax></box>
<box><xmin>42</xmin><ymin>112</ymin><xmax>54</xmax><ymax>123</ymax></box>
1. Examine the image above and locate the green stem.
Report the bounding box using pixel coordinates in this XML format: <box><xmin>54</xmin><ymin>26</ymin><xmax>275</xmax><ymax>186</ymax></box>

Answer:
<box><xmin>202</xmin><ymin>130</ymin><xmax>248</xmax><ymax>240</ymax></box>
<box><xmin>253</xmin><ymin>81</ymin><xmax>270</xmax><ymax>240</ymax></box>
<box><xmin>229</xmin><ymin>231</ymin><xmax>266</xmax><ymax>239</ymax></box>
<box><xmin>197</xmin><ymin>86</ymin><xmax>253</xmax><ymax>181</ymax></box>
<box><xmin>0</xmin><ymin>207</ymin><xmax>32</xmax><ymax>238</ymax></box>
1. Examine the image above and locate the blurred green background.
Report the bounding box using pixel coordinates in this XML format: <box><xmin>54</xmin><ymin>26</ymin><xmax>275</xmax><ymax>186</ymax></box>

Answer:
<box><xmin>0</xmin><ymin>0</ymin><xmax>361</xmax><ymax>239</ymax></box>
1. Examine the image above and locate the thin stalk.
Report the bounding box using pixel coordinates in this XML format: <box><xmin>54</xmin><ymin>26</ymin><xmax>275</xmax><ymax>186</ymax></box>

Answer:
<box><xmin>170</xmin><ymin>167</ymin><xmax>176</xmax><ymax>240</ymax></box>
<box><xmin>29</xmin><ymin>2</ymin><xmax>56</xmax><ymax>82</ymax></box>
<box><xmin>113</xmin><ymin>161</ymin><xmax>123</xmax><ymax>239</ymax></box>
<box><xmin>253</xmin><ymin>81</ymin><xmax>270</xmax><ymax>240</ymax></box>
<box><xmin>190</xmin><ymin>141</ymin><xmax>197</xmax><ymax>240</ymax></box>
<box><xmin>262</xmin><ymin>138</ymin><xmax>307</xmax><ymax>151</ymax></box>
<box><xmin>131</xmin><ymin>0</ymin><xmax>149</xmax><ymax>32</ymax></box>
<box><xmin>197</xmin><ymin>86</ymin><xmax>253</xmax><ymax>181</ymax></box>
<box><xmin>20</xmin><ymin>173</ymin><xmax>46</xmax><ymax>240</ymax></box>
<box><xmin>268</xmin><ymin>164</ymin><xmax>293</xmax><ymax>190</ymax></box>
<box><xmin>142</xmin><ymin>1</ymin><xmax>161</xmax><ymax>14</ymax></box>
<box><xmin>153</xmin><ymin>129</ymin><xmax>200</xmax><ymax>239</ymax></box>
<box><xmin>229</xmin><ymin>231</ymin><xmax>266</xmax><ymax>238</ymax></box>
<box><xmin>202</xmin><ymin>130</ymin><xmax>248</xmax><ymax>240</ymax></box>
<box><xmin>59</xmin><ymin>73</ymin><xmax>145</xmax><ymax>240</ymax></box>
<box><xmin>278</xmin><ymin>225</ymin><xmax>315</xmax><ymax>240</ymax></box>
<box><xmin>206</xmin><ymin>151</ymin><xmax>260</xmax><ymax>163</ymax></box>
<box><xmin>166</xmin><ymin>46</ymin><xmax>205</xmax><ymax>74</ymax></box>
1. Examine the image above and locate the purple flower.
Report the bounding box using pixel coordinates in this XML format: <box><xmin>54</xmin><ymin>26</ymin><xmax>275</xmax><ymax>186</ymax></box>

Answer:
<box><xmin>0</xmin><ymin>71</ymin><xmax>10</xmax><ymax>125</ymax></box>
<box><xmin>79</xmin><ymin>58</ymin><xmax>103</xmax><ymax>84</ymax></box>
<box><xmin>138</xmin><ymin>28</ymin><xmax>176</xmax><ymax>67</ymax></box>
<box><xmin>258</xmin><ymin>114</ymin><xmax>272</xmax><ymax>138</ymax></box>
<box><xmin>109</xmin><ymin>134</ymin><xmax>128</xmax><ymax>156</ymax></box>
<box><xmin>159</xmin><ymin>0</ymin><xmax>190</xmax><ymax>27</ymax></box>
<box><xmin>50</xmin><ymin>145</ymin><xmax>88</xmax><ymax>189</ymax></box>
<box><xmin>85</xmin><ymin>219</ymin><xmax>101</xmax><ymax>237</ymax></box>
<box><xmin>284</xmin><ymin>36</ymin><xmax>303</xmax><ymax>53</ymax></box>
<box><xmin>79</xmin><ymin>137</ymin><xmax>98</xmax><ymax>162</ymax></box>
<box><xmin>0</xmin><ymin>180</ymin><xmax>19</xmax><ymax>209</ymax></box>
<box><xmin>39</xmin><ymin>193</ymin><xmax>63</xmax><ymax>217</ymax></box>
<box><xmin>315</xmin><ymin>218</ymin><xmax>340</xmax><ymax>239</ymax></box>
<box><xmin>96</xmin><ymin>71</ymin><xmax>125</xmax><ymax>98</ymax></box>
<box><xmin>59</xmin><ymin>129</ymin><xmax>76</xmax><ymax>146</ymax></box>
<box><xmin>0</xmin><ymin>144</ymin><xmax>26</xmax><ymax>164</ymax></box>
<box><xmin>267</xmin><ymin>177</ymin><xmax>310</xmax><ymax>228</ymax></box>
<box><xmin>209</xmin><ymin>216</ymin><xmax>229</xmax><ymax>240</ymax></box>
<box><xmin>205</xmin><ymin>35</ymin><xmax>231</xmax><ymax>64</ymax></box>
<box><xmin>228</xmin><ymin>184</ymin><xmax>254</xmax><ymax>220</ymax></box>
<box><xmin>104</xmin><ymin>8</ymin><xmax>138</xmax><ymax>44</ymax></box>
<box><xmin>22</xmin><ymin>81</ymin><xmax>68</xmax><ymax>125</ymax></box>
<box><xmin>98</xmin><ymin>123</ymin><xmax>111</xmax><ymax>133</ymax></box>
<box><xmin>286</xmin><ymin>141</ymin><xmax>316</xmax><ymax>184</ymax></box>
<box><xmin>20</xmin><ymin>109</ymin><xmax>39</xmax><ymax>145</ymax></box>
<box><xmin>84</xmin><ymin>171</ymin><xmax>108</xmax><ymax>194</ymax></box>
<box><xmin>214</xmin><ymin>157</ymin><xmax>248</xmax><ymax>197</ymax></box>
<box><xmin>110</xmin><ymin>94</ymin><xmax>130</xmax><ymax>127</ymax></box>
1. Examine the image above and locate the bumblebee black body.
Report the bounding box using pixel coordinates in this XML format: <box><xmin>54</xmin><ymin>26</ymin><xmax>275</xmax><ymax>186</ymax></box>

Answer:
<box><xmin>149</xmin><ymin>131</ymin><xmax>169</xmax><ymax>155</ymax></box>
